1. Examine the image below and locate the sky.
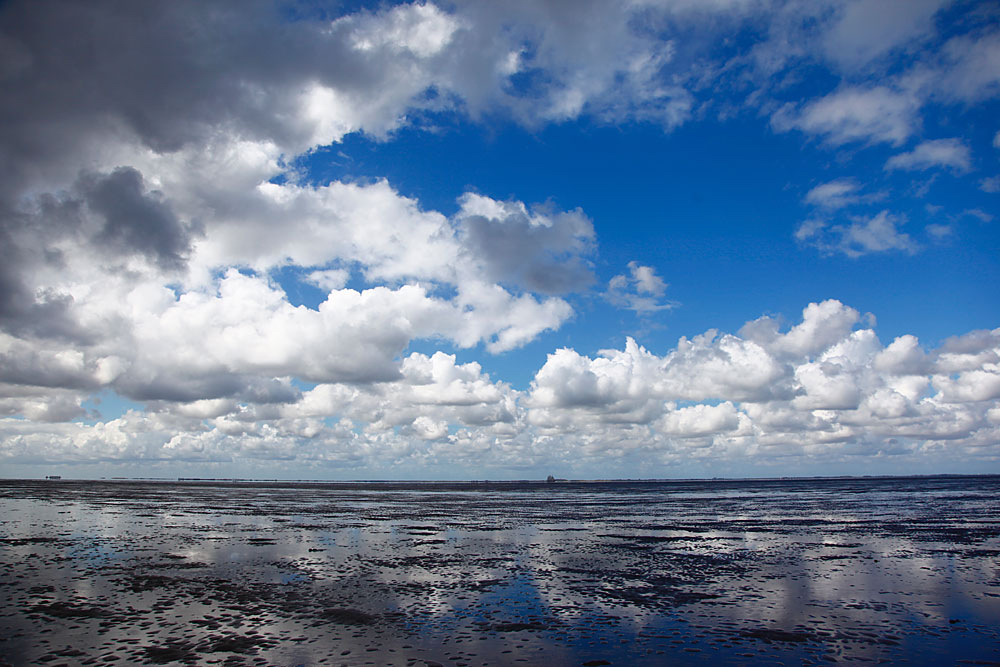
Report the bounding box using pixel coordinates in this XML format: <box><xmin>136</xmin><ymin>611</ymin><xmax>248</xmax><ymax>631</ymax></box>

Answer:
<box><xmin>0</xmin><ymin>0</ymin><xmax>998</xmax><ymax>481</ymax></box>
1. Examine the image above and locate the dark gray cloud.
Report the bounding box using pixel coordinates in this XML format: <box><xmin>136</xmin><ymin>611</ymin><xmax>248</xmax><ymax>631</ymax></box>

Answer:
<box><xmin>80</xmin><ymin>167</ymin><xmax>191</xmax><ymax>269</ymax></box>
<box><xmin>457</xmin><ymin>198</ymin><xmax>595</xmax><ymax>294</ymax></box>
<box><xmin>0</xmin><ymin>0</ymin><xmax>451</xmax><ymax>200</ymax></box>
<box><xmin>113</xmin><ymin>371</ymin><xmax>250</xmax><ymax>404</ymax></box>
<box><xmin>114</xmin><ymin>371</ymin><xmax>302</xmax><ymax>405</ymax></box>
<box><xmin>135</xmin><ymin>371</ymin><xmax>302</xmax><ymax>410</ymax></box>
<box><xmin>0</xmin><ymin>386</ymin><xmax>87</xmax><ymax>422</ymax></box>
<box><xmin>240</xmin><ymin>377</ymin><xmax>302</xmax><ymax>405</ymax></box>
<box><xmin>0</xmin><ymin>200</ymin><xmax>85</xmax><ymax>341</ymax></box>
<box><xmin>0</xmin><ymin>164</ymin><xmax>191</xmax><ymax>341</ymax></box>
<box><xmin>0</xmin><ymin>277</ymin><xmax>82</xmax><ymax>342</ymax></box>
<box><xmin>1</xmin><ymin>1</ymin><xmax>299</xmax><ymax>170</ymax></box>
<box><xmin>0</xmin><ymin>347</ymin><xmax>99</xmax><ymax>391</ymax></box>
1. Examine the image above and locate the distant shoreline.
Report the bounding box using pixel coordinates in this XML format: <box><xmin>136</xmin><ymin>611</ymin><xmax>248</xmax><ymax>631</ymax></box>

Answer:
<box><xmin>3</xmin><ymin>472</ymin><xmax>999</xmax><ymax>491</ymax></box>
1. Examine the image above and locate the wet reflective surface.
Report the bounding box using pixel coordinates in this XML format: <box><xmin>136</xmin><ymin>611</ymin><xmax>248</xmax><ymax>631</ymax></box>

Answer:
<box><xmin>1</xmin><ymin>476</ymin><xmax>999</xmax><ymax>665</ymax></box>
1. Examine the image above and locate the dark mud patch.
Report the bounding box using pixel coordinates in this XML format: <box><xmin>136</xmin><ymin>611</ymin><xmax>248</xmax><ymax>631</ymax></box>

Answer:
<box><xmin>600</xmin><ymin>533</ymin><xmax>688</xmax><ymax>543</ymax></box>
<box><xmin>322</xmin><ymin>608</ymin><xmax>377</xmax><ymax>625</ymax></box>
<box><xmin>29</xmin><ymin>601</ymin><xmax>109</xmax><ymax>619</ymax></box>
<box><xmin>491</xmin><ymin>621</ymin><xmax>549</xmax><ymax>632</ymax></box>
<box><xmin>468</xmin><ymin>578</ymin><xmax>503</xmax><ymax>591</ymax></box>
<box><xmin>201</xmin><ymin>633</ymin><xmax>272</xmax><ymax>654</ymax></box>
<box><xmin>155</xmin><ymin>560</ymin><xmax>210</xmax><ymax>570</ymax></box>
<box><xmin>128</xmin><ymin>574</ymin><xmax>184</xmax><ymax>592</ymax></box>
<box><xmin>739</xmin><ymin>628</ymin><xmax>815</xmax><ymax>643</ymax></box>
<box><xmin>1</xmin><ymin>537</ymin><xmax>64</xmax><ymax>546</ymax></box>
<box><xmin>142</xmin><ymin>641</ymin><xmax>198</xmax><ymax>664</ymax></box>
<box><xmin>604</xmin><ymin>585</ymin><xmax>721</xmax><ymax>608</ymax></box>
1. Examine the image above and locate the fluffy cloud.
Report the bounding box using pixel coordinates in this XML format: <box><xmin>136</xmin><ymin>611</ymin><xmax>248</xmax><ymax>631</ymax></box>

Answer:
<box><xmin>193</xmin><ymin>179</ymin><xmax>460</xmax><ymax>284</ymax></box>
<box><xmin>885</xmin><ymin>138</ymin><xmax>972</xmax><ymax>172</ymax></box>
<box><xmin>292</xmin><ymin>351</ymin><xmax>517</xmax><ymax>435</ymax></box>
<box><xmin>1</xmin><ymin>0</ymin><xmax>703</xmax><ymax>196</ymax></box>
<box><xmin>607</xmin><ymin>262</ymin><xmax>674</xmax><ymax>313</ymax></box>
<box><xmin>818</xmin><ymin>0</ymin><xmax>948</xmax><ymax>70</ymax></box>
<box><xmin>798</xmin><ymin>179</ymin><xmax>926</xmax><ymax>259</ymax></box>
<box><xmin>657</xmin><ymin>402</ymin><xmax>743</xmax><ymax>439</ymax></box>
<box><xmin>442</xmin><ymin>0</ymin><xmax>694</xmax><ymax>126</ymax></box>
<box><xmin>796</xmin><ymin>211</ymin><xmax>917</xmax><ymax>257</ymax></box>
<box><xmin>0</xmin><ymin>260</ymin><xmax>573</xmax><ymax>406</ymax></box>
<box><xmin>804</xmin><ymin>179</ymin><xmax>860</xmax><ymax>209</ymax></box>
<box><xmin>530</xmin><ymin>300</ymin><xmax>846</xmax><ymax>415</ymax></box>
<box><xmin>1</xmin><ymin>147</ymin><xmax>588</xmax><ymax>401</ymax></box>
<box><xmin>928</xmin><ymin>30</ymin><xmax>1000</xmax><ymax>104</ymax></box>
<box><xmin>773</xmin><ymin>87</ymin><xmax>919</xmax><ymax>146</ymax></box>
<box><xmin>2</xmin><ymin>299</ymin><xmax>998</xmax><ymax>473</ymax></box>
<box><xmin>455</xmin><ymin>193</ymin><xmax>595</xmax><ymax>294</ymax></box>
<box><xmin>519</xmin><ymin>300</ymin><xmax>999</xmax><ymax>464</ymax></box>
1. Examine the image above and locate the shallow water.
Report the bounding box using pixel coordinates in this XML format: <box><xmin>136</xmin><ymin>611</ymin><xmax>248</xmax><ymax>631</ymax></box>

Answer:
<box><xmin>1</xmin><ymin>476</ymin><xmax>998</xmax><ymax>666</ymax></box>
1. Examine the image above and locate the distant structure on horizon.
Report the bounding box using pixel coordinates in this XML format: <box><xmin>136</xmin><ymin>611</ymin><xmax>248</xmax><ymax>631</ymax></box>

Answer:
<box><xmin>45</xmin><ymin>475</ymin><xmax>61</xmax><ymax>480</ymax></box>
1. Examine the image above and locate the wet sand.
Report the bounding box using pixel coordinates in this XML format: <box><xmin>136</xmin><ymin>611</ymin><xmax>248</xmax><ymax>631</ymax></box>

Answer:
<box><xmin>1</xmin><ymin>476</ymin><xmax>999</xmax><ymax>665</ymax></box>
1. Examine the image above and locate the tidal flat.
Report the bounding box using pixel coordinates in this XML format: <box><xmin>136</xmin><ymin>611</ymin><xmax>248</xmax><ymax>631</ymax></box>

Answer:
<box><xmin>1</xmin><ymin>476</ymin><xmax>998</xmax><ymax>666</ymax></box>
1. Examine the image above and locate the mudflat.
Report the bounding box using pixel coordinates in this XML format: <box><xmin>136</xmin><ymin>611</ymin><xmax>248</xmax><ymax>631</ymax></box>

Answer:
<box><xmin>1</xmin><ymin>476</ymin><xmax>998</xmax><ymax>666</ymax></box>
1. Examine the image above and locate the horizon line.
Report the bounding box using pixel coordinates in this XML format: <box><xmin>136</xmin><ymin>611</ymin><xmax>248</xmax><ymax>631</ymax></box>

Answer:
<box><xmin>6</xmin><ymin>472</ymin><xmax>999</xmax><ymax>485</ymax></box>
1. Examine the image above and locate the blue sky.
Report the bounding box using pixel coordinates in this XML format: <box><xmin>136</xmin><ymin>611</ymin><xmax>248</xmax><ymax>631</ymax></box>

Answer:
<box><xmin>290</xmin><ymin>109</ymin><xmax>999</xmax><ymax>391</ymax></box>
<box><xmin>312</xmin><ymin>115</ymin><xmax>998</xmax><ymax>357</ymax></box>
<box><xmin>0</xmin><ymin>0</ymin><xmax>998</xmax><ymax>480</ymax></box>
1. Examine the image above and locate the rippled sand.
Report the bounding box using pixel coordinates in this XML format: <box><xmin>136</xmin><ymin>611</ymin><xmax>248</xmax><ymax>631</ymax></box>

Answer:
<box><xmin>1</xmin><ymin>476</ymin><xmax>999</xmax><ymax>665</ymax></box>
